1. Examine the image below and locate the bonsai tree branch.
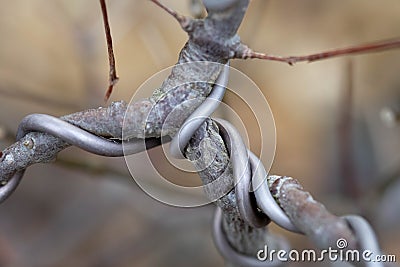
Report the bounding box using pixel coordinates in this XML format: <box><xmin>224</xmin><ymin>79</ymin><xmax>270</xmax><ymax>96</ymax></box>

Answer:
<box><xmin>235</xmin><ymin>38</ymin><xmax>400</xmax><ymax>65</ymax></box>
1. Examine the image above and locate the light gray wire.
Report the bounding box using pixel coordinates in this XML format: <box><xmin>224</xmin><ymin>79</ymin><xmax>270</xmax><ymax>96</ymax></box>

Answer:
<box><xmin>344</xmin><ymin>215</ymin><xmax>384</xmax><ymax>267</ymax></box>
<box><xmin>213</xmin><ymin>207</ymin><xmax>289</xmax><ymax>267</ymax></box>
<box><xmin>253</xmin><ymin>173</ymin><xmax>300</xmax><ymax>232</ymax></box>
<box><xmin>0</xmin><ymin>114</ymin><xmax>162</xmax><ymax>202</ymax></box>
<box><xmin>214</xmin><ymin>118</ymin><xmax>270</xmax><ymax>228</ymax></box>
<box><xmin>18</xmin><ymin>114</ymin><xmax>162</xmax><ymax>157</ymax></box>
<box><xmin>249</xmin><ymin>153</ymin><xmax>301</xmax><ymax>233</ymax></box>
<box><xmin>0</xmin><ymin>170</ymin><xmax>23</xmax><ymax>203</ymax></box>
<box><xmin>170</xmin><ymin>63</ymin><xmax>229</xmax><ymax>159</ymax></box>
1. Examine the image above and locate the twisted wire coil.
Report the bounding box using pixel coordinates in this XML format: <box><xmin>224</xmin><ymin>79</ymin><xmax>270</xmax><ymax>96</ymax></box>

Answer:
<box><xmin>0</xmin><ymin>64</ymin><xmax>383</xmax><ymax>267</ymax></box>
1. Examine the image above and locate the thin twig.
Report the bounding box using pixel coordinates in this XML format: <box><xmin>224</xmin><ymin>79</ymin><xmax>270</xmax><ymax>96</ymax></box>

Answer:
<box><xmin>240</xmin><ymin>38</ymin><xmax>400</xmax><ymax>65</ymax></box>
<box><xmin>150</xmin><ymin>0</ymin><xmax>192</xmax><ymax>30</ymax></box>
<box><xmin>100</xmin><ymin>0</ymin><xmax>119</xmax><ymax>102</ymax></box>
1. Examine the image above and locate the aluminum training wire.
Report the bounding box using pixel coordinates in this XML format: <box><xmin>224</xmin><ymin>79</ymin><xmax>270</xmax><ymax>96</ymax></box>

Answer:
<box><xmin>0</xmin><ymin>115</ymin><xmax>163</xmax><ymax>203</ymax></box>
<box><xmin>168</xmin><ymin>64</ymin><xmax>383</xmax><ymax>266</ymax></box>
<box><xmin>0</xmin><ymin>63</ymin><xmax>383</xmax><ymax>266</ymax></box>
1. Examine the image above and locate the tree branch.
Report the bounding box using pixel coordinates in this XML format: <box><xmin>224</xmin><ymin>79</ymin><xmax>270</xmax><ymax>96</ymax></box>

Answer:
<box><xmin>235</xmin><ymin>38</ymin><xmax>400</xmax><ymax>65</ymax></box>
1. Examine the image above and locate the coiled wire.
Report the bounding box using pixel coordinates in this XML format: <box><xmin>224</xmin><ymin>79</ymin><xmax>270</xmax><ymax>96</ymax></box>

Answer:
<box><xmin>0</xmin><ymin>115</ymin><xmax>162</xmax><ymax>203</ymax></box>
<box><xmin>0</xmin><ymin>64</ymin><xmax>383</xmax><ymax>267</ymax></box>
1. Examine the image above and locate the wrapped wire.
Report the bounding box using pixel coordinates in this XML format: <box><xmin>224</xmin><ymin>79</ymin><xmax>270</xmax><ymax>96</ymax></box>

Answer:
<box><xmin>0</xmin><ymin>63</ymin><xmax>384</xmax><ymax>267</ymax></box>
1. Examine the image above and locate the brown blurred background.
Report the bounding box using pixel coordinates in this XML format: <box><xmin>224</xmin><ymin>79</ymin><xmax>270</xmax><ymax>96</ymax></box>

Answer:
<box><xmin>0</xmin><ymin>0</ymin><xmax>399</xmax><ymax>266</ymax></box>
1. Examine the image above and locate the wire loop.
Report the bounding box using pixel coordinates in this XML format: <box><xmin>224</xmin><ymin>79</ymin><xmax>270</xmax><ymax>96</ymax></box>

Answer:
<box><xmin>212</xmin><ymin>207</ymin><xmax>289</xmax><ymax>267</ymax></box>
<box><xmin>343</xmin><ymin>215</ymin><xmax>384</xmax><ymax>267</ymax></box>
<box><xmin>215</xmin><ymin>118</ymin><xmax>270</xmax><ymax>228</ymax></box>
<box><xmin>0</xmin><ymin>115</ymin><xmax>162</xmax><ymax>202</ymax></box>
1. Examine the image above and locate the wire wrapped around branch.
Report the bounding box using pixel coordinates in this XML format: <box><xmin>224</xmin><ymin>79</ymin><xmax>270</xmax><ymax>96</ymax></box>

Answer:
<box><xmin>0</xmin><ymin>1</ymin><xmax>387</xmax><ymax>266</ymax></box>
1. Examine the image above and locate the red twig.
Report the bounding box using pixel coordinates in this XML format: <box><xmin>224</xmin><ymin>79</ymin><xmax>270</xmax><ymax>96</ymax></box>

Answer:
<box><xmin>243</xmin><ymin>38</ymin><xmax>400</xmax><ymax>65</ymax></box>
<box><xmin>100</xmin><ymin>0</ymin><xmax>119</xmax><ymax>102</ymax></box>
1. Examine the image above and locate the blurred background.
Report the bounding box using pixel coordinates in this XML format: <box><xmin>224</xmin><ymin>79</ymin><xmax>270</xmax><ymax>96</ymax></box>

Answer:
<box><xmin>0</xmin><ymin>0</ymin><xmax>399</xmax><ymax>266</ymax></box>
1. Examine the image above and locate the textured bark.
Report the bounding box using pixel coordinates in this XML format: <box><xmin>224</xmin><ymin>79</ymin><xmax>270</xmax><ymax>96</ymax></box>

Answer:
<box><xmin>269</xmin><ymin>176</ymin><xmax>358</xmax><ymax>250</ymax></box>
<box><xmin>185</xmin><ymin>119</ymin><xmax>271</xmax><ymax>255</ymax></box>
